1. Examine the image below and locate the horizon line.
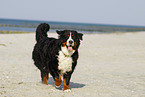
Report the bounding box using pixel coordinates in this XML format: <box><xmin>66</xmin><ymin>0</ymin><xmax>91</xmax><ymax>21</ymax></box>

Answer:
<box><xmin>0</xmin><ymin>17</ymin><xmax>145</xmax><ymax>28</ymax></box>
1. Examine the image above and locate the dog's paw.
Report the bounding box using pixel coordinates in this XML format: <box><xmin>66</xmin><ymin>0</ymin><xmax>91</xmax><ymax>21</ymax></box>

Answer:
<box><xmin>64</xmin><ymin>89</ymin><xmax>71</xmax><ymax>92</ymax></box>
<box><xmin>55</xmin><ymin>85</ymin><xmax>61</xmax><ymax>88</ymax></box>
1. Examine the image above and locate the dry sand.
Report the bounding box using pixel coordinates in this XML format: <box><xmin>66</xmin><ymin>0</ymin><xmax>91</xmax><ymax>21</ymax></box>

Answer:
<box><xmin>0</xmin><ymin>32</ymin><xmax>145</xmax><ymax>97</ymax></box>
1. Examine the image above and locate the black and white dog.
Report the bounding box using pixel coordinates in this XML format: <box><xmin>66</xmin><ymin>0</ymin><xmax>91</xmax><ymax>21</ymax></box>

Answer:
<box><xmin>32</xmin><ymin>23</ymin><xmax>83</xmax><ymax>92</ymax></box>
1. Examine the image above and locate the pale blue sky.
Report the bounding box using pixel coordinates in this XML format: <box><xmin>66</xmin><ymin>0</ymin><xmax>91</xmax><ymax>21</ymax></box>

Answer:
<box><xmin>0</xmin><ymin>0</ymin><xmax>145</xmax><ymax>26</ymax></box>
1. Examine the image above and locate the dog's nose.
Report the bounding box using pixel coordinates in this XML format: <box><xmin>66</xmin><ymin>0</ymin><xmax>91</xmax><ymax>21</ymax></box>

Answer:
<box><xmin>69</xmin><ymin>40</ymin><xmax>73</xmax><ymax>44</ymax></box>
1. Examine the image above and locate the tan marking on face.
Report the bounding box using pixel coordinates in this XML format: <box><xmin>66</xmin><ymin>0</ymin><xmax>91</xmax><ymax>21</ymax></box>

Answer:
<box><xmin>62</xmin><ymin>42</ymin><xmax>66</xmax><ymax>47</ymax></box>
<box><xmin>74</xmin><ymin>42</ymin><xmax>77</xmax><ymax>49</ymax></box>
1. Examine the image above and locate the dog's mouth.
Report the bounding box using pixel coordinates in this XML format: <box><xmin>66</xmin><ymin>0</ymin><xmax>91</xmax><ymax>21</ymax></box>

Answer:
<box><xmin>68</xmin><ymin>46</ymin><xmax>73</xmax><ymax>51</ymax></box>
<box><xmin>66</xmin><ymin>45</ymin><xmax>73</xmax><ymax>52</ymax></box>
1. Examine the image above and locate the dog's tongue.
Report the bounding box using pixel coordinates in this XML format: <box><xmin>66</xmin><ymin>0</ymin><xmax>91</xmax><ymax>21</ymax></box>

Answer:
<box><xmin>68</xmin><ymin>47</ymin><xmax>73</xmax><ymax>51</ymax></box>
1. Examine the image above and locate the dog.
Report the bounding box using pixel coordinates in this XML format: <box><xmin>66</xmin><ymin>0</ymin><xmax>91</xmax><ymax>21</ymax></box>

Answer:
<box><xmin>32</xmin><ymin>23</ymin><xmax>83</xmax><ymax>92</ymax></box>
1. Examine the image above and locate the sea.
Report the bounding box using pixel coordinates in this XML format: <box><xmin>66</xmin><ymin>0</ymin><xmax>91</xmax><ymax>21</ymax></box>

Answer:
<box><xmin>0</xmin><ymin>18</ymin><xmax>145</xmax><ymax>33</ymax></box>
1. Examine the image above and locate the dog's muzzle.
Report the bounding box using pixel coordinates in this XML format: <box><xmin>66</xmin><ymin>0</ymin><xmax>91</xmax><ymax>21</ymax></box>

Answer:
<box><xmin>67</xmin><ymin>40</ymin><xmax>74</xmax><ymax>51</ymax></box>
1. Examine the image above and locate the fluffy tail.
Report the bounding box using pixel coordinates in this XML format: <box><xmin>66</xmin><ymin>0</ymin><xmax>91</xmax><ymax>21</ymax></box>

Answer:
<box><xmin>36</xmin><ymin>23</ymin><xmax>50</xmax><ymax>42</ymax></box>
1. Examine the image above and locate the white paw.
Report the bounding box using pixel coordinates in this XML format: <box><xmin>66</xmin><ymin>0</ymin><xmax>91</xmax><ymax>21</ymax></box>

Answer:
<box><xmin>55</xmin><ymin>85</ymin><xmax>61</xmax><ymax>88</ymax></box>
<box><xmin>64</xmin><ymin>89</ymin><xmax>71</xmax><ymax>92</ymax></box>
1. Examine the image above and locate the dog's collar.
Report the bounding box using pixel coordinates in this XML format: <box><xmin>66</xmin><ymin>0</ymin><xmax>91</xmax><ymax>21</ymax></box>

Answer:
<box><xmin>62</xmin><ymin>51</ymin><xmax>71</xmax><ymax>57</ymax></box>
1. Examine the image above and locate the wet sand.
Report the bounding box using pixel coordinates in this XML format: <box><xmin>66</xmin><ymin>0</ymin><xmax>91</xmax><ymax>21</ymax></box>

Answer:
<box><xmin>0</xmin><ymin>32</ymin><xmax>145</xmax><ymax>97</ymax></box>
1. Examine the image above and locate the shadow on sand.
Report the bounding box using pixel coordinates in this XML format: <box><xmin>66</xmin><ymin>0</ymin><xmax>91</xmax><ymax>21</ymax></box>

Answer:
<box><xmin>46</xmin><ymin>77</ymin><xmax>85</xmax><ymax>90</ymax></box>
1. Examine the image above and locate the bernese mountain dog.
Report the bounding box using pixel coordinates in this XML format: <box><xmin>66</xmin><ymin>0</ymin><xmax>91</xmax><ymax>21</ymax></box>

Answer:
<box><xmin>32</xmin><ymin>23</ymin><xmax>83</xmax><ymax>92</ymax></box>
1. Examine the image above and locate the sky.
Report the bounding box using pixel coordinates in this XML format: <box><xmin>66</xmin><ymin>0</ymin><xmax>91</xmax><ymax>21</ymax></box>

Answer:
<box><xmin>0</xmin><ymin>0</ymin><xmax>145</xmax><ymax>26</ymax></box>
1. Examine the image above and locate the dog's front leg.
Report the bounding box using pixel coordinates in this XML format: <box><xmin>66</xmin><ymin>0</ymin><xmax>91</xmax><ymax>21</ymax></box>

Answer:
<box><xmin>54</xmin><ymin>73</ymin><xmax>62</xmax><ymax>88</ymax></box>
<box><xmin>63</xmin><ymin>72</ymin><xmax>72</xmax><ymax>92</ymax></box>
<box><xmin>49</xmin><ymin>67</ymin><xmax>62</xmax><ymax>88</ymax></box>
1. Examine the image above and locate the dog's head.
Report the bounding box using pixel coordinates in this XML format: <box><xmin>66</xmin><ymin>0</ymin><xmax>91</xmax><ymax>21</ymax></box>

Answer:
<box><xmin>57</xmin><ymin>30</ymin><xmax>83</xmax><ymax>52</ymax></box>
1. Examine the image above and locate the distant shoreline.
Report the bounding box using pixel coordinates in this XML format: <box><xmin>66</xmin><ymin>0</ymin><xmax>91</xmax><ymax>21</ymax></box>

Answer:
<box><xmin>0</xmin><ymin>30</ymin><xmax>34</xmax><ymax>34</ymax></box>
<box><xmin>0</xmin><ymin>30</ymin><xmax>144</xmax><ymax>34</ymax></box>
<box><xmin>1</xmin><ymin>18</ymin><xmax>145</xmax><ymax>33</ymax></box>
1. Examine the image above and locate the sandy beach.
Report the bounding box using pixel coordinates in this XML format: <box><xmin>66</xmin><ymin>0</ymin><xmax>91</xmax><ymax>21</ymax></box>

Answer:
<box><xmin>0</xmin><ymin>32</ymin><xmax>145</xmax><ymax>97</ymax></box>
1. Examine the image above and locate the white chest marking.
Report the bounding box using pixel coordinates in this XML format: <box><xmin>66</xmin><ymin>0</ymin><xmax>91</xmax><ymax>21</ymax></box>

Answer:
<box><xmin>57</xmin><ymin>46</ymin><xmax>75</xmax><ymax>75</ymax></box>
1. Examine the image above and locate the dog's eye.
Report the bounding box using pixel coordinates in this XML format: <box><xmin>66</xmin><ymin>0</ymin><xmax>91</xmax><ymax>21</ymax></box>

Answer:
<box><xmin>67</xmin><ymin>35</ymin><xmax>70</xmax><ymax>37</ymax></box>
<box><xmin>72</xmin><ymin>35</ymin><xmax>74</xmax><ymax>37</ymax></box>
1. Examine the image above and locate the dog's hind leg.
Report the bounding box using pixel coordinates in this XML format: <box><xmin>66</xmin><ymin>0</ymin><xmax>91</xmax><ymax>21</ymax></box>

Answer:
<box><xmin>41</xmin><ymin>71</ymin><xmax>49</xmax><ymax>85</ymax></box>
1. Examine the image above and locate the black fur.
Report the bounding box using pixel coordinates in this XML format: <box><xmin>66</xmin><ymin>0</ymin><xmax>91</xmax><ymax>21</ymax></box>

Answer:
<box><xmin>32</xmin><ymin>23</ymin><xmax>83</xmax><ymax>90</ymax></box>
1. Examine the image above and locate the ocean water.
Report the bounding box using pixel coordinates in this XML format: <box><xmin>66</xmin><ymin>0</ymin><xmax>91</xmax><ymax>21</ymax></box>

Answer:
<box><xmin>0</xmin><ymin>18</ymin><xmax>145</xmax><ymax>33</ymax></box>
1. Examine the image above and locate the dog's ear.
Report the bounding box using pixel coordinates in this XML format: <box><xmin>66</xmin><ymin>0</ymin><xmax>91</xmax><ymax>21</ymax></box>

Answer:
<box><xmin>78</xmin><ymin>33</ymin><xmax>83</xmax><ymax>40</ymax></box>
<box><xmin>56</xmin><ymin>30</ymin><xmax>65</xmax><ymax>35</ymax></box>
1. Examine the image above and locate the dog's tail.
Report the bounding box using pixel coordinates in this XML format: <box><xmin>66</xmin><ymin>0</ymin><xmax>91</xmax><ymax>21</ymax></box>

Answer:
<box><xmin>35</xmin><ymin>23</ymin><xmax>50</xmax><ymax>42</ymax></box>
